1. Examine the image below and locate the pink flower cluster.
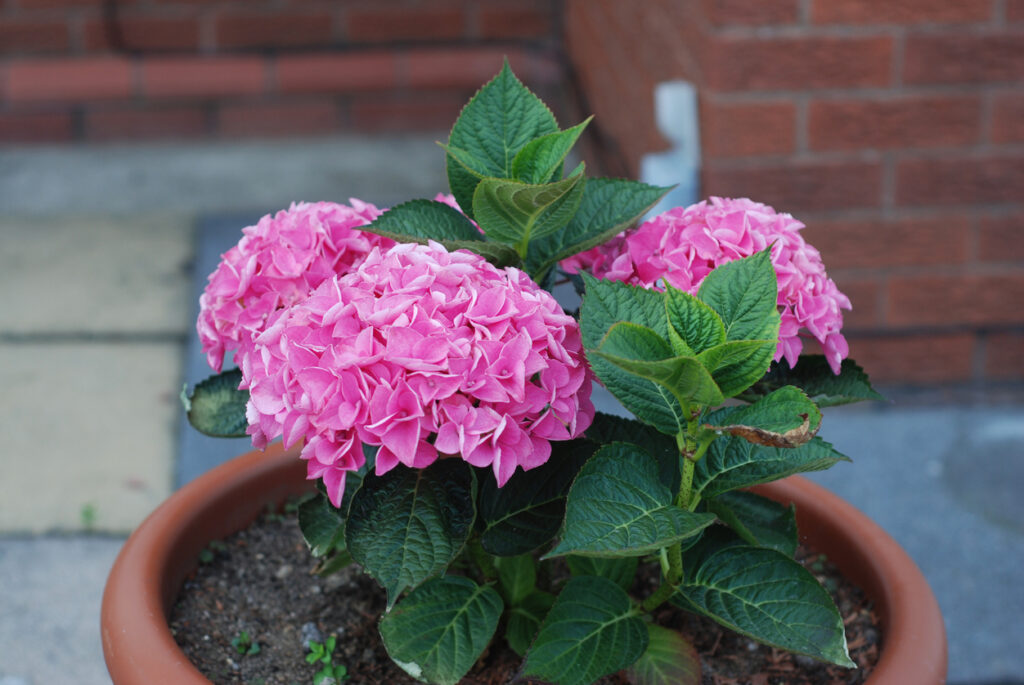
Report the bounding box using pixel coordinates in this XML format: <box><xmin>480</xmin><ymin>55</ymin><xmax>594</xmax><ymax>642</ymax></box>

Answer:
<box><xmin>197</xmin><ymin>200</ymin><xmax>391</xmax><ymax>373</ymax></box>
<box><xmin>564</xmin><ymin>197</ymin><xmax>851</xmax><ymax>374</ymax></box>
<box><xmin>244</xmin><ymin>241</ymin><xmax>594</xmax><ymax>506</ymax></box>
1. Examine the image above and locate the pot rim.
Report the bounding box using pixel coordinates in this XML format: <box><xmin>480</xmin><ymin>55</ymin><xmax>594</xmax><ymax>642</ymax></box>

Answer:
<box><xmin>102</xmin><ymin>446</ymin><xmax>947</xmax><ymax>684</ymax></box>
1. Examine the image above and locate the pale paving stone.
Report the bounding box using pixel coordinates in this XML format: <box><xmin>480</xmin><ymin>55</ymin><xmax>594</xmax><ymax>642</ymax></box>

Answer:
<box><xmin>0</xmin><ymin>214</ymin><xmax>192</xmax><ymax>335</ymax></box>
<box><xmin>0</xmin><ymin>344</ymin><xmax>177</xmax><ymax>533</ymax></box>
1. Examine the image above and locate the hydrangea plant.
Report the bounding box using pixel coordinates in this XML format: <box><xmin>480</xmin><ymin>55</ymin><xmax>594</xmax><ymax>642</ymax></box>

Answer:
<box><xmin>183</xmin><ymin>62</ymin><xmax>883</xmax><ymax>685</ymax></box>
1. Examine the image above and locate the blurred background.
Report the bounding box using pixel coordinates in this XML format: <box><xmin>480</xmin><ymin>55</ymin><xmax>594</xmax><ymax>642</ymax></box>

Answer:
<box><xmin>1</xmin><ymin>1</ymin><xmax>1022</xmax><ymax>683</ymax></box>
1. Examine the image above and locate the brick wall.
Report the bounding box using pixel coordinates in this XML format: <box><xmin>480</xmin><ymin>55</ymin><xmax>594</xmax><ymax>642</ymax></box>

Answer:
<box><xmin>0</xmin><ymin>0</ymin><xmax>563</xmax><ymax>142</ymax></box>
<box><xmin>565</xmin><ymin>0</ymin><xmax>1024</xmax><ymax>388</ymax></box>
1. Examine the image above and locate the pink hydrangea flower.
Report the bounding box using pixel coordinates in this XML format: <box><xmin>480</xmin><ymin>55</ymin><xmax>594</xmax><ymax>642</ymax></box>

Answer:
<box><xmin>243</xmin><ymin>241</ymin><xmax>594</xmax><ymax>506</ymax></box>
<box><xmin>197</xmin><ymin>200</ymin><xmax>391</xmax><ymax>373</ymax></box>
<box><xmin>565</xmin><ymin>197</ymin><xmax>851</xmax><ymax>374</ymax></box>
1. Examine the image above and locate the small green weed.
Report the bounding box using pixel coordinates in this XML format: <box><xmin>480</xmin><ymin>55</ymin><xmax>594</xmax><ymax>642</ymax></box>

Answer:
<box><xmin>231</xmin><ymin>630</ymin><xmax>260</xmax><ymax>656</ymax></box>
<box><xmin>306</xmin><ymin>636</ymin><xmax>349</xmax><ymax>684</ymax></box>
<box><xmin>198</xmin><ymin>539</ymin><xmax>227</xmax><ymax>564</ymax></box>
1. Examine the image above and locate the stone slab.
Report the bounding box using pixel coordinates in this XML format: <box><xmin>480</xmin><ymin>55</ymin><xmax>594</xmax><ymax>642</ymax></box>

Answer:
<box><xmin>0</xmin><ymin>535</ymin><xmax>122</xmax><ymax>685</ymax></box>
<box><xmin>0</xmin><ymin>215</ymin><xmax>192</xmax><ymax>335</ymax></box>
<box><xmin>0</xmin><ymin>344</ymin><xmax>177</xmax><ymax>533</ymax></box>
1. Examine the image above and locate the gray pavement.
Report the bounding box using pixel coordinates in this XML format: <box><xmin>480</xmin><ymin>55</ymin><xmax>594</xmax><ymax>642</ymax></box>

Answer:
<box><xmin>1</xmin><ymin>137</ymin><xmax>1022</xmax><ymax>684</ymax></box>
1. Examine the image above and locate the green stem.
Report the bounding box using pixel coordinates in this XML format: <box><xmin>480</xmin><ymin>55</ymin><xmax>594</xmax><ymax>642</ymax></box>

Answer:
<box><xmin>641</xmin><ymin>579</ymin><xmax>676</xmax><ymax>612</ymax></box>
<box><xmin>468</xmin><ymin>538</ymin><xmax>497</xmax><ymax>581</ymax></box>
<box><xmin>643</xmin><ymin>542</ymin><xmax>684</xmax><ymax>612</ymax></box>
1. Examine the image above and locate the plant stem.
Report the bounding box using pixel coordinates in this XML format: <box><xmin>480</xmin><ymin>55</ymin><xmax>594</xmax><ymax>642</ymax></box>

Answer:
<box><xmin>468</xmin><ymin>537</ymin><xmax>497</xmax><ymax>581</ymax></box>
<box><xmin>641</xmin><ymin>579</ymin><xmax>677</xmax><ymax>612</ymax></box>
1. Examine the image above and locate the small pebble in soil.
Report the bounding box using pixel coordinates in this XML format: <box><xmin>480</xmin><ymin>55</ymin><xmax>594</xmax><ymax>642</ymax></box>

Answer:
<box><xmin>300</xmin><ymin>622</ymin><xmax>323</xmax><ymax>649</ymax></box>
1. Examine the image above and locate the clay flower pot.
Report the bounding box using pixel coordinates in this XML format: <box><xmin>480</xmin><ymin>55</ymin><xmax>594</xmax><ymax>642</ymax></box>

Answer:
<box><xmin>101</xmin><ymin>445</ymin><xmax>947</xmax><ymax>684</ymax></box>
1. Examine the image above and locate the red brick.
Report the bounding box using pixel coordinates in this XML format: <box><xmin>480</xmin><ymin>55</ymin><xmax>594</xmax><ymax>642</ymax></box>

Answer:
<box><xmin>896</xmin><ymin>155</ymin><xmax>1024</xmax><ymax>206</ymax></box>
<box><xmin>812</xmin><ymin>0</ymin><xmax>991</xmax><ymax>24</ymax></box>
<box><xmin>85</xmin><ymin>106</ymin><xmax>207</xmax><ymax>140</ymax></box>
<box><xmin>701</xmin><ymin>100</ymin><xmax>796</xmax><ymax>158</ymax></box>
<box><xmin>847</xmin><ymin>333</ymin><xmax>975</xmax><ymax>384</ymax></box>
<box><xmin>143</xmin><ymin>57</ymin><xmax>266</xmax><ymax>98</ymax></box>
<box><xmin>0</xmin><ymin>111</ymin><xmax>73</xmax><ymax>142</ymax></box>
<box><xmin>887</xmin><ymin>273</ymin><xmax>1024</xmax><ymax>327</ymax></box>
<box><xmin>84</xmin><ymin>17</ymin><xmax>200</xmax><ymax>51</ymax></box>
<box><xmin>350</xmin><ymin>93</ymin><xmax>464</xmax><ymax>132</ymax></box>
<box><xmin>1009</xmin><ymin>0</ymin><xmax>1024</xmax><ymax>21</ymax></box>
<box><xmin>978</xmin><ymin>213</ymin><xmax>1024</xmax><ymax>262</ymax></box>
<box><xmin>985</xmin><ymin>331</ymin><xmax>1024</xmax><ymax>380</ymax></box>
<box><xmin>831</xmin><ymin>278</ymin><xmax>881</xmax><ymax>329</ymax></box>
<box><xmin>707</xmin><ymin>35</ymin><xmax>893</xmax><ymax>91</ymax></box>
<box><xmin>217</xmin><ymin>101</ymin><xmax>340</xmax><ymax>137</ymax></box>
<box><xmin>701</xmin><ymin>0</ymin><xmax>800</xmax><ymax>26</ymax></box>
<box><xmin>346</xmin><ymin>7</ymin><xmax>465</xmax><ymax>42</ymax></box>
<box><xmin>479</xmin><ymin>7</ymin><xmax>553</xmax><ymax>39</ymax></box>
<box><xmin>809</xmin><ymin>96</ymin><xmax>980</xmax><ymax>151</ymax></box>
<box><xmin>11</xmin><ymin>0</ymin><xmax>102</xmax><ymax>7</ymax></box>
<box><xmin>904</xmin><ymin>31</ymin><xmax>1024</xmax><ymax>85</ymax></box>
<box><xmin>215</xmin><ymin>12</ymin><xmax>333</xmax><ymax>49</ymax></box>
<box><xmin>277</xmin><ymin>53</ymin><xmax>397</xmax><ymax>93</ymax></box>
<box><xmin>702</xmin><ymin>161</ymin><xmax>883</xmax><ymax>212</ymax></box>
<box><xmin>992</xmin><ymin>92</ymin><xmax>1024</xmax><ymax>144</ymax></box>
<box><xmin>4</xmin><ymin>57</ymin><xmax>133</xmax><ymax>103</ymax></box>
<box><xmin>406</xmin><ymin>48</ymin><xmax>521</xmax><ymax>89</ymax></box>
<box><xmin>805</xmin><ymin>216</ymin><xmax>972</xmax><ymax>269</ymax></box>
<box><xmin>0</xmin><ymin>18</ymin><xmax>69</xmax><ymax>53</ymax></box>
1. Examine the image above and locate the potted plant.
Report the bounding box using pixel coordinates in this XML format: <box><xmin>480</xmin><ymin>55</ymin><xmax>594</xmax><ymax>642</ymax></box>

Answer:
<box><xmin>102</xmin><ymin>62</ymin><xmax>947</xmax><ymax>684</ymax></box>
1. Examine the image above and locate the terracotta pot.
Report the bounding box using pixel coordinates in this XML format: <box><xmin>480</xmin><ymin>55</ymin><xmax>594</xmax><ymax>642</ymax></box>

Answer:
<box><xmin>102</xmin><ymin>445</ymin><xmax>947</xmax><ymax>684</ymax></box>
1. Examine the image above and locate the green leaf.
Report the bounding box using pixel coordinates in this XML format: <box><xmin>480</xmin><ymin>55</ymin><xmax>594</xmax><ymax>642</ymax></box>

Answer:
<box><xmin>527</xmin><ymin>178</ymin><xmax>670</xmax><ymax>280</ymax></box>
<box><xmin>523</xmin><ymin>576</ymin><xmax>649</xmax><ymax>685</ymax></box>
<box><xmin>595</xmin><ymin>322</ymin><xmax>725</xmax><ymax>409</ymax></box>
<box><xmin>698</xmin><ymin>339</ymin><xmax>778</xmax><ymax>399</ymax></box>
<box><xmin>506</xmin><ymin>591</ymin><xmax>555</xmax><ymax>656</ymax></box>
<box><xmin>585</xmin><ymin>412</ymin><xmax>681</xmax><ymax>495</ymax></box>
<box><xmin>365</xmin><ymin>199</ymin><xmax>482</xmax><ymax>243</ymax></box>
<box><xmin>436</xmin><ymin>143</ymin><xmax>490</xmax><ymax>179</ymax></box>
<box><xmin>745</xmin><ymin>356</ymin><xmax>886</xmax><ymax>407</ymax></box>
<box><xmin>472</xmin><ymin>166</ymin><xmax>585</xmax><ymax>247</ymax></box>
<box><xmin>446</xmin><ymin>61</ymin><xmax>559</xmax><ymax>217</ymax></box>
<box><xmin>511</xmin><ymin>117</ymin><xmax>592</xmax><ymax>184</ymax></box>
<box><xmin>379</xmin><ymin>575</ymin><xmax>503</xmax><ymax>685</ymax></box>
<box><xmin>579</xmin><ymin>275</ymin><xmax>685</xmax><ymax>436</ymax></box>
<box><xmin>546</xmin><ymin>443</ymin><xmax>716</xmax><ymax>558</ymax></box>
<box><xmin>693</xmin><ymin>435</ymin><xmax>850</xmax><ymax>500</ymax></box>
<box><xmin>566</xmin><ymin>555</ymin><xmax>638</xmax><ymax>591</ymax></box>
<box><xmin>297</xmin><ymin>494</ymin><xmax>345</xmax><ymax>558</ymax></box>
<box><xmin>698</xmin><ymin>249</ymin><xmax>780</xmax><ymax>343</ymax></box>
<box><xmin>345</xmin><ymin>460</ymin><xmax>476</xmax><ymax>607</ymax></box>
<box><xmin>494</xmin><ymin>554</ymin><xmax>536</xmax><ymax>605</ymax></box>
<box><xmin>703</xmin><ymin>385</ymin><xmax>822</xmax><ymax>448</ymax></box>
<box><xmin>478</xmin><ymin>439</ymin><xmax>593</xmax><ymax>556</ymax></box>
<box><xmin>625</xmin><ymin>624</ymin><xmax>701</xmax><ymax>685</ymax></box>
<box><xmin>665</xmin><ymin>288</ymin><xmax>726</xmax><ymax>356</ymax></box>
<box><xmin>706</xmin><ymin>490</ymin><xmax>798</xmax><ymax>556</ymax></box>
<box><xmin>184</xmin><ymin>369</ymin><xmax>249</xmax><ymax>438</ymax></box>
<box><xmin>673</xmin><ymin>545</ymin><xmax>855</xmax><ymax>667</ymax></box>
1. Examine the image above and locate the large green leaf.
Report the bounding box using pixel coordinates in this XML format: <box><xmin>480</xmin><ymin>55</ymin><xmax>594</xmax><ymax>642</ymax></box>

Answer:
<box><xmin>698</xmin><ymin>339</ymin><xmax>778</xmax><ymax>399</ymax></box>
<box><xmin>546</xmin><ymin>443</ymin><xmax>715</xmax><ymax>558</ymax></box>
<box><xmin>579</xmin><ymin>275</ymin><xmax>685</xmax><ymax>436</ymax></box>
<box><xmin>697</xmin><ymin>249</ymin><xmax>780</xmax><ymax>343</ymax></box>
<box><xmin>345</xmin><ymin>460</ymin><xmax>475</xmax><ymax>607</ymax></box>
<box><xmin>693</xmin><ymin>435</ymin><xmax>849</xmax><ymax>500</ymax></box>
<box><xmin>182</xmin><ymin>369</ymin><xmax>248</xmax><ymax>438</ymax></box>
<box><xmin>446</xmin><ymin>61</ymin><xmax>558</xmax><ymax>217</ymax></box>
<box><xmin>705</xmin><ymin>490</ymin><xmax>798</xmax><ymax>556</ymax></box>
<box><xmin>703</xmin><ymin>385</ymin><xmax>822</xmax><ymax>448</ymax></box>
<box><xmin>745</xmin><ymin>356</ymin><xmax>885</xmax><ymax>407</ymax></box>
<box><xmin>472</xmin><ymin>166</ymin><xmax>585</xmax><ymax>247</ymax></box>
<box><xmin>595</xmin><ymin>322</ymin><xmax>725</xmax><ymax>409</ymax></box>
<box><xmin>665</xmin><ymin>288</ymin><xmax>726</xmax><ymax>356</ymax></box>
<box><xmin>505</xmin><ymin>590</ymin><xmax>555</xmax><ymax>656</ymax></box>
<box><xmin>477</xmin><ymin>439</ymin><xmax>593</xmax><ymax>556</ymax></box>
<box><xmin>566</xmin><ymin>555</ymin><xmax>638</xmax><ymax>591</ymax></box>
<box><xmin>673</xmin><ymin>545</ymin><xmax>854</xmax><ymax>667</ymax></box>
<box><xmin>527</xmin><ymin>178</ymin><xmax>670</xmax><ymax>280</ymax></box>
<box><xmin>511</xmin><ymin>117</ymin><xmax>591</xmax><ymax>184</ymax></box>
<box><xmin>297</xmin><ymin>493</ymin><xmax>346</xmax><ymax>558</ymax></box>
<box><xmin>625</xmin><ymin>624</ymin><xmax>701</xmax><ymax>685</ymax></box>
<box><xmin>523</xmin><ymin>576</ymin><xmax>649</xmax><ymax>685</ymax></box>
<box><xmin>584</xmin><ymin>412</ymin><xmax>681</xmax><ymax>494</ymax></box>
<box><xmin>494</xmin><ymin>554</ymin><xmax>535</xmax><ymax>605</ymax></box>
<box><xmin>379</xmin><ymin>575</ymin><xmax>503</xmax><ymax>685</ymax></box>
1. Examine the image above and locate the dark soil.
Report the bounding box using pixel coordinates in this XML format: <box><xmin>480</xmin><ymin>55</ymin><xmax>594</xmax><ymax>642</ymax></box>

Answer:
<box><xmin>170</xmin><ymin>509</ymin><xmax>880</xmax><ymax>685</ymax></box>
